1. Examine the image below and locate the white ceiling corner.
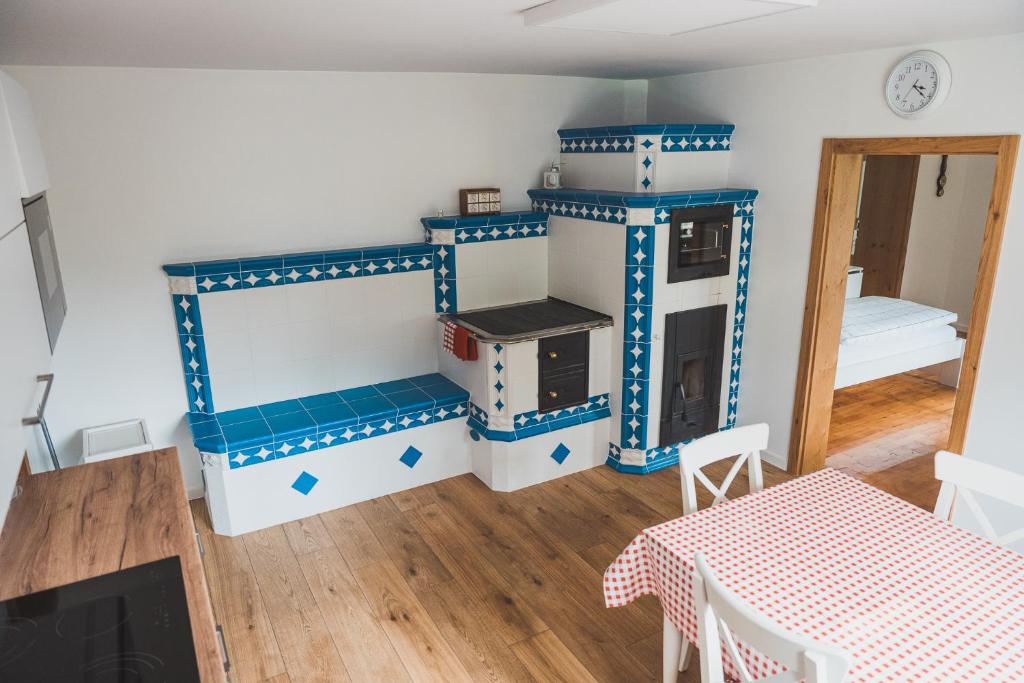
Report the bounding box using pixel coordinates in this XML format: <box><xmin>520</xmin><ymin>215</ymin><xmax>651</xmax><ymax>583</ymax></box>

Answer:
<box><xmin>0</xmin><ymin>0</ymin><xmax>1020</xmax><ymax>79</ymax></box>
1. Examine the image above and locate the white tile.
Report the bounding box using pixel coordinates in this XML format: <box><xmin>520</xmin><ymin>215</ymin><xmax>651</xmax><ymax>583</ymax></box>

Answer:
<box><xmin>252</xmin><ymin>362</ymin><xmax>298</xmax><ymax>404</ymax></box>
<box><xmin>209</xmin><ymin>368</ymin><xmax>256</xmax><ymax>412</ymax></box>
<box><xmin>249</xmin><ymin>323</ymin><xmax>293</xmax><ymax>367</ymax></box>
<box><xmin>198</xmin><ymin>289</ymin><xmax>248</xmax><ymax>336</ymax></box>
<box><xmin>292</xmin><ymin>356</ymin><xmax>337</xmax><ymax>396</ymax></box>
<box><xmin>456</xmin><ymin>243</ymin><xmax>488</xmax><ymax>278</ymax></box>
<box><xmin>286</xmin><ymin>281</ymin><xmax>327</xmax><ymax>323</ymax></box>
<box><xmin>400</xmin><ymin>271</ymin><xmax>436</xmax><ymax>320</ymax></box>
<box><xmin>289</xmin><ymin>319</ymin><xmax>333</xmax><ymax>359</ymax></box>
<box><xmin>324</xmin><ymin>277</ymin><xmax>365</xmax><ymax>320</ymax></box>
<box><xmin>588</xmin><ymin>327</ymin><xmax>613</xmax><ymax>396</ymax></box>
<box><xmin>244</xmin><ymin>286</ymin><xmax>288</xmax><ymax>329</ymax></box>
<box><xmin>203</xmin><ymin>328</ymin><xmax>253</xmax><ymax>374</ymax></box>
<box><xmin>504</xmin><ymin>340</ymin><xmax>538</xmax><ymax>416</ymax></box>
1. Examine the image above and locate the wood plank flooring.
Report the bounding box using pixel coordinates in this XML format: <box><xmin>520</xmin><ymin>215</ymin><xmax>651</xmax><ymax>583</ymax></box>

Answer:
<box><xmin>193</xmin><ymin>459</ymin><xmax>794</xmax><ymax>683</ymax></box>
<box><xmin>826</xmin><ymin>371</ymin><xmax>953</xmax><ymax>509</ymax></box>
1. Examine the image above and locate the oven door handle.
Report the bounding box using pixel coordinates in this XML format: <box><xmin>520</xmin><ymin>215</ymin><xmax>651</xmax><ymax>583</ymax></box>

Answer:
<box><xmin>674</xmin><ymin>382</ymin><xmax>687</xmax><ymax>417</ymax></box>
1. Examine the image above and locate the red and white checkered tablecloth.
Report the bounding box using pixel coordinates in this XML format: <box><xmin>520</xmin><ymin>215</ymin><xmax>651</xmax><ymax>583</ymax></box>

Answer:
<box><xmin>604</xmin><ymin>468</ymin><xmax>1024</xmax><ymax>681</ymax></box>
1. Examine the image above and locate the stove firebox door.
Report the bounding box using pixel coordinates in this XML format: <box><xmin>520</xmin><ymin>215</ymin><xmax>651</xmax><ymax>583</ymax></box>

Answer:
<box><xmin>659</xmin><ymin>305</ymin><xmax>727</xmax><ymax>447</ymax></box>
<box><xmin>538</xmin><ymin>331</ymin><xmax>589</xmax><ymax>413</ymax></box>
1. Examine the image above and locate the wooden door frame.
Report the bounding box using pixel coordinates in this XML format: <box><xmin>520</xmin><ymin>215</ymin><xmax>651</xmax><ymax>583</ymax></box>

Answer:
<box><xmin>789</xmin><ymin>135</ymin><xmax>1020</xmax><ymax>474</ymax></box>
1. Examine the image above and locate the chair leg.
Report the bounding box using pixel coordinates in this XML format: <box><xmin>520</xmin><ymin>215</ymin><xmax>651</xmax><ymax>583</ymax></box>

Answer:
<box><xmin>663</xmin><ymin>614</ymin><xmax>683</xmax><ymax>683</ymax></box>
<box><xmin>679</xmin><ymin>639</ymin><xmax>692</xmax><ymax>672</ymax></box>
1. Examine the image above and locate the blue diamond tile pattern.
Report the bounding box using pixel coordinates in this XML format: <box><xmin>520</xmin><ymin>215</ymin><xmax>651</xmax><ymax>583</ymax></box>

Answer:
<box><xmin>550</xmin><ymin>443</ymin><xmax>571</xmax><ymax>465</ymax></box>
<box><xmin>163</xmin><ymin>242</ymin><xmax>434</xmax><ymax>292</ymax></box>
<box><xmin>172</xmin><ymin>293</ymin><xmax>214</xmax><ymax>414</ymax></box>
<box><xmin>557</xmin><ymin>124</ymin><xmax>733</xmax><ymax>154</ymax></box>
<box><xmin>291</xmin><ymin>471</ymin><xmax>319</xmax><ymax>495</ymax></box>
<box><xmin>468</xmin><ymin>394</ymin><xmax>610</xmax><ymax>442</ymax></box>
<box><xmin>603</xmin><ymin>198</ymin><xmax>756</xmax><ymax>473</ymax></box>
<box><xmin>186</xmin><ymin>373</ymin><xmax>469</xmax><ymax>470</ymax></box>
<box><xmin>399</xmin><ymin>446</ymin><xmax>423</xmax><ymax>468</ymax></box>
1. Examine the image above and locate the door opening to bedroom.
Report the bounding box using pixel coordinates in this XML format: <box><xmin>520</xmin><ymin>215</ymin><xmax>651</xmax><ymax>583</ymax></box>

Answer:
<box><xmin>826</xmin><ymin>153</ymin><xmax>993</xmax><ymax>509</ymax></box>
<box><xmin>789</xmin><ymin>136</ymin><xmax>1019</xmax><ymax>510</ymax></box>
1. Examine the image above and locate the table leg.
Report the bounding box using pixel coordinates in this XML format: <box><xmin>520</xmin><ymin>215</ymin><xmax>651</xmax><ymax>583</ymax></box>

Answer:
<box><xmin>663</xmin><ymin>614</ymin><xmax>683</xmax><ymax>683</ymax></box>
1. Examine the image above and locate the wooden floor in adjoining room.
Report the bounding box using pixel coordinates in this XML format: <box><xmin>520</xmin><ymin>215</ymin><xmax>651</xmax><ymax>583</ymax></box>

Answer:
<box><xmin>192</xmin><ymin>458</ymin><xmax>794</xmax><ymax>683</ymax></box>
<box><xmin>826</xmin><ymin>370</ymin><xmax>955</xmax><ymax>510</ymax></box>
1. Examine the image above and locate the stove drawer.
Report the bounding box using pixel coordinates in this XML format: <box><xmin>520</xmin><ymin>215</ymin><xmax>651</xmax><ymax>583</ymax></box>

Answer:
<box><xmin>539</xmin><ymin>369</ymin><xmax>589</xmax><ymax>413</ymax></box>
<box><xmin>539</xmin><ymin>331</ymin><xmax>588</xmax><ymax>374</ymax></box>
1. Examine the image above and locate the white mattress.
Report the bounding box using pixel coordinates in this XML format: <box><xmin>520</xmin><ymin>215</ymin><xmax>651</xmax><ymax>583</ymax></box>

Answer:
<box><xmin>838</xmin><ymin>323</ymin><xmax>957</xmax><ymax>367</ymax></box>
<box><xmin>841</xmin><ymin>296</ymin><xmax>958</xmax><ymax>346</ymax></box>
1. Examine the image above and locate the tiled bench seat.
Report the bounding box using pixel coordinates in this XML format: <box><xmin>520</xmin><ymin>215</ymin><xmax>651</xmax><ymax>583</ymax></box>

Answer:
<box><xmin>188</xmin><ymin>373</ymin><xmax>469</xmax><ymax>469</ymax></box>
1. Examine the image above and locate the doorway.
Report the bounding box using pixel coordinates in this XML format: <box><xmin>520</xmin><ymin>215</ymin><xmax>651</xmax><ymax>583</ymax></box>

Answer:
<box><xmin>789</xmin><ymin>136</ymin><xmax>1020</xmax><ymax>491</ymax></box>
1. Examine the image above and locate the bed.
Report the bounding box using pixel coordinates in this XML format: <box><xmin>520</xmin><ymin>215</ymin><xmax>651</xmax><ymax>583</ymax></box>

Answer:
<box><xmin>834</xmin><ymin>294</ymin><xmax>965</xmax><ymax>389</ymax></box>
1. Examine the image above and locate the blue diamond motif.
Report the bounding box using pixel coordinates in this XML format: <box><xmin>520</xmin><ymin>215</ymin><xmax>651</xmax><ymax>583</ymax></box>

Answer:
<box><xmin>400</xmin><ymin>446</ymin><xmax>422</xmax><ymax>468</ymax></box>
<box><xmin>494</xmin><ymin>361</ymin><xmax>504</xmax><ymax>373</ymax></box>
<box><xmin>641</xmin><ymin>139</ymin><xmax>654</xmax><ymax>148</ymax></box>
<box><xmin>291</xmin><ymin>471</ymin><xmax>318</xmax><ymax>495</ymax></box>
<box><xmin>551</xmin><ymin>443</ymin><xmax>570</xmax><ymax>465</ymax></box>
<box><xmin>494</xmin><ymin>344</ymin><xmax>503</xmax><ymax>353</ymax></box>
<box><xmin>495</xmin><ymin>399</ymin><xmax>504</xmax><ymax>411</ymax></box>
<box><xmin>642</xmin><ymin>157</ymin><xmax>652</xmax><ymax>168</ymax></box>
<box><xmin>494</xmin><ymin>381</ymin><xmax>504</xmax><ymax>392</ymax></box>
<box><xmin>641</xmin><ymin>177</ymin><xmax>652</xmax><ymax>189</ymax></box>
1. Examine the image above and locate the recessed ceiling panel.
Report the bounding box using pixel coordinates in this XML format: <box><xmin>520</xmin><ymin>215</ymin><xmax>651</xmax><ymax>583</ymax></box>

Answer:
<box><xmin>523</xmin><ymin>0</ymin><xmax>817</xmax><ymax>36</ymax></box>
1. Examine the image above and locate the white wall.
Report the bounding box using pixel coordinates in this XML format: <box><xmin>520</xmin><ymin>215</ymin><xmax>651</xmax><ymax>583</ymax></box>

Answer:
<box><xmin>901</xmin><ymin>154</ymin><xmax>995</xmax><ymax>329</ymax></box>
<box><xmin>4</xmin><ymin>66</ymin><xmax>630</xmax><ymax>495</ymax></box>
<box><xmin>648</xmin><ymin>33</ymin><xmax>1024</xmax><ymax>546</ymax></box>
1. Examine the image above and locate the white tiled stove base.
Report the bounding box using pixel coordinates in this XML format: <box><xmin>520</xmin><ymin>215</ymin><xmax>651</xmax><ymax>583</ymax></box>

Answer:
<box><xmin>469</xmin><ymin>417</ymin><xmax>610</xmax><ymax>492</ymax></box>
<box><xmin>202</xmin><ymin>418</ymin><xmax>470</xmax><ymax>536</ymax></box>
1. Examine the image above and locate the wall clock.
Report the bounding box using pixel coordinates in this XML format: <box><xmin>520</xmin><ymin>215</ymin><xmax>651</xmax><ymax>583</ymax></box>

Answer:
<box><xmin>885</xmin><ymin>50</ymin><xmax>951</xmax><ymax>118</ymax></box>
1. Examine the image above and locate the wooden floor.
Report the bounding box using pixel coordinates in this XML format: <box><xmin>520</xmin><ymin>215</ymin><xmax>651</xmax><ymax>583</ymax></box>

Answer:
<box><xmin>826</xmin><ymin>371</ymin><xmax>954</xmax><ymax>510</ymax></box>
<box><xmin>193</xmin><ymin>458</ymin><xmax>794</xmax><ymax>683</ymax></box>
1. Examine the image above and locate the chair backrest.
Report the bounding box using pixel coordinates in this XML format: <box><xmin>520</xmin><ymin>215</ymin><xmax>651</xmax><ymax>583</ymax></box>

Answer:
<box><xmin>933</xmin><ymin>450</ymin><xmax>1024</xmax><ymax>548</ymax></box>
<box><xmin>679</xmin><ymin>423</ymin><xmax>769</xmax><ymax>516</ymax></box>
<box><xmin>693</xmin><ymin>552</ymin><xmax>850</xmax><ymax>683</ymax></box>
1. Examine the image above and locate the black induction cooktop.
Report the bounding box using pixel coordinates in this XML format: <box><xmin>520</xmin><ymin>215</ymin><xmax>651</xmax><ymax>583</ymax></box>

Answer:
<box><xmin>0</xmin><ymin>556</ymin><xmax>200</xmax><ymax>683</ymax></box>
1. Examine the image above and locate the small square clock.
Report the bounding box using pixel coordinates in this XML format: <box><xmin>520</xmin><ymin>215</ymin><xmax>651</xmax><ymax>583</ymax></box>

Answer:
<box><xmin>460</xmin><ymin>188</ymin><xmax>501</xmax><ymax>216</ymax></box>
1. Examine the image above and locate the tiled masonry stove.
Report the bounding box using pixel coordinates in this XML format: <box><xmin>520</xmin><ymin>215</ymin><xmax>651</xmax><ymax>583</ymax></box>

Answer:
<box><xmin>161</xmin><ymin>122</ymin><xmax>756</xmax><ymax>536</ymax></box>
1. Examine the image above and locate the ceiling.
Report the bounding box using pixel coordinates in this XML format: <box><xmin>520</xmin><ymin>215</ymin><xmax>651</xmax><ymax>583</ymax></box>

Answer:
<box><xmin>1</xmin><ymin>0</ymin><xmax>1022</xmax><ymax>79</ymax></box>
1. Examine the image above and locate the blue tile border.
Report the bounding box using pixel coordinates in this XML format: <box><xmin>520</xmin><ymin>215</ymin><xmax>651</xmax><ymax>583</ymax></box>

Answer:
<box><xmin>188</xmin><ymin>373</ymin><xmax>470</xmax><ymax>469</ymax></box>
<box><xmin>432</xmin><ymin>244</ymin><xmax>457</xmax><ymax>313</ymax></box>
<box><xmin>605</xmin><ymin>199</ymin><xmax>757</xmax><ymax>473</ymax></box>
<box><xmin>528</xmin><ymin>188</ymin><xmax>757</xmax><ymax>211</ymax></box>
<box><xmin>421</xmin><ymin>211</ymin><xmax>547</xmax><ymax>231</ymax></box>
<box><xmin>620</xmin><ymin>225</ymin><xmax>653</xmax><ymax>450</ymax></box>
<box><xmin>163</xmin><ymin>242</ymin><xmax>434</xmax><ymax>294</ymax></box>
<box><xmin>172</xmin><ymin>294</ymin><xmax>214</xmax><ymax>413</ymax></box>
<box><xmin>557</xmin><ymin>124</ymin><xmax>735</xmax><ymax>154</ymax></box>
<box><xmin>468</xmin><ymin>394</ymin><xmax>610</xmax><ymax>442</ymax></box>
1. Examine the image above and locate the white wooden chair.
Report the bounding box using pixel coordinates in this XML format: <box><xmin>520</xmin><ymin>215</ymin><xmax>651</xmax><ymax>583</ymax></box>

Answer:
<box><xmin>693</xmin><ymin>552</ymin><xmax>851</xmax><ymax>683</ymax></box>
<box><xmin>933</xmin><ymin>450</ymin><xmax>1024</xmax><ymax>548</ymax></box>
<box><xmin>679</xmin><ymin>423</ymin><xmax>769</xmax><ymax>517</ymax></box>
<box><xmin>676</xmin><ymin>423</ymin><xmax>769</xmax><ymax>674</ymax></box>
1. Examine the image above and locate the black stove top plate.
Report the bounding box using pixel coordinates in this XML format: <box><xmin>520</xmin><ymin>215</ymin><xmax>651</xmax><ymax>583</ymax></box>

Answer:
<box><xmin>451</xmin><ymin>298</ymin><xmax>612</xmax><ymax>338</ymax></box>
<box><xmin>0</xmin><ymin>556</ymin><xmax>200</xmax><ymax>683</ymax></box>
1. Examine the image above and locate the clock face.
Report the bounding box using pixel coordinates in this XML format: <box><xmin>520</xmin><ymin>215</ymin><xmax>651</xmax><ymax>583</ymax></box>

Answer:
<box><xmin>887</xmin><ymin>58</ymin><xmax>939</xmax><ymax>114</ymax></box>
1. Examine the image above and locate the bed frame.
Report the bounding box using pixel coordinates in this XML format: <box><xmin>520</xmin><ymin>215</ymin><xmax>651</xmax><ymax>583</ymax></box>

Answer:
<box><xmin>834</xmin><ymin>336</ymin><xmax>964</xmax><ymax>389</ymax></box>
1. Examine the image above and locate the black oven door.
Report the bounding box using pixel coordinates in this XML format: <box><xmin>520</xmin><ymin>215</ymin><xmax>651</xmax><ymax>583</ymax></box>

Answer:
<box><xmin>667</xmin><ymin>204</ymin><xmax>734</xmax><ymax>283</ymax></box>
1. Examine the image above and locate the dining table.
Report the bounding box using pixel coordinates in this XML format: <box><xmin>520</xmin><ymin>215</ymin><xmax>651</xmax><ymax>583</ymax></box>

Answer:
<box><xmin>604</xmin><ymin>468</ymin><xmax>1024</xmax><ymax>682</ymax></box>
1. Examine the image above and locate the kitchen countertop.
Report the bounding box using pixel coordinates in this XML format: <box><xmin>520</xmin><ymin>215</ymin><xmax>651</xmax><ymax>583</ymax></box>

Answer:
<box><xmin>0</xmin><ymin>448</ymin><xmax>225</xmax><ymax>682</ymax></box>
<box><xmin>445</xmin><ymin>297</ymin><xmax>613</xmax><ymax>342</ymax></box>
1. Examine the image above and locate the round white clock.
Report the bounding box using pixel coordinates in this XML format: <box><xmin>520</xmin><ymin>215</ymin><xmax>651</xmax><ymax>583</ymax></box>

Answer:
<box><xmin>885</xmin><ymin>50</ymin><xmax>951</xmax><ymax>117</ymax></box>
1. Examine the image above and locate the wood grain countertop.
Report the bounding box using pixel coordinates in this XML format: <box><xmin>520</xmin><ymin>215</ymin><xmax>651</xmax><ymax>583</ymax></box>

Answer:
<box><xmin>0</xmin><ymin>447</ymin><xmax>225</xmax><ymax>682</ymax></box>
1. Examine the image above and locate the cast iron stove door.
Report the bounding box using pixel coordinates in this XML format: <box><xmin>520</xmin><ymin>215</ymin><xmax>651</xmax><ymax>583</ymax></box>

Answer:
<box><xmin>659</xmin><ymin>305</ymin><xmax>727</xmax><ymax>447</ymax></box>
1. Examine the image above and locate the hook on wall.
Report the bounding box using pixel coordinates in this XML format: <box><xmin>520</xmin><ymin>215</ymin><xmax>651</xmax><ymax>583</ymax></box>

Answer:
<box><xmin>936</xmin><ymin>154</ymin><xmax>949</xmax><ymax>197</ymax></box>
